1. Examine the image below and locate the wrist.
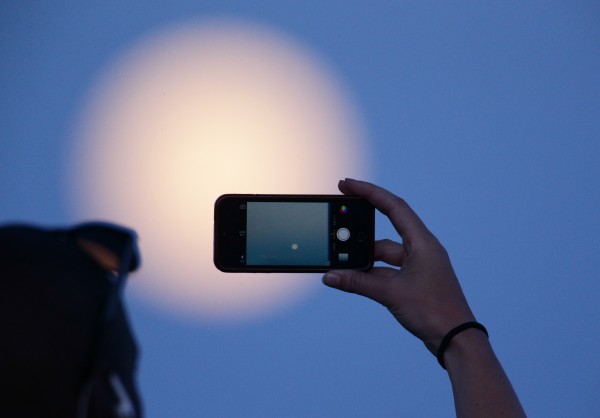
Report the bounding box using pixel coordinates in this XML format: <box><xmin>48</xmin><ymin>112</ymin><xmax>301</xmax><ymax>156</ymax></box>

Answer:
<box><xmin>436</xmin><ymin>322</ymin><xmax>488</xmax><ymax>369</ymax></box>
<box><xmin>441</xmin><ymin>327</ymin><xmax>492</xmax><ymax>372</ymax></box>
<box><xmin>441</xmin><ymin>327</ymin><xmax>526</xmax><ymax>417</ymax></box>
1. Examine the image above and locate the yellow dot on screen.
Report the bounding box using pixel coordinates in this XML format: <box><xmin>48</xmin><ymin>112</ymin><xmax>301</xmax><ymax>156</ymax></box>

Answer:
<box><xmin>65</xmin><ymin>18</ymin><xmax>370</xmax><ymax>323</ymax></box>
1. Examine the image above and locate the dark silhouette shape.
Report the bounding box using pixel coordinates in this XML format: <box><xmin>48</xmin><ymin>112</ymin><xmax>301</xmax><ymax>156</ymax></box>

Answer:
<box><xmin>0</xmin><ymin>222</ymin><xmax>142</xmax><ymax>417</ymax></box>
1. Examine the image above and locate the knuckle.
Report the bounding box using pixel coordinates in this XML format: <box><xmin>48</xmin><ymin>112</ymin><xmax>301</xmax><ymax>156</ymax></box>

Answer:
<box><xmin>347</xmin><ymin>271</ymin><xmax>363</xmax><ymax>294</ymax></box>
<box><xmin>379</xmin><ymin>238</ymin><xmax>395</xmax><ymax>246</ymax></box>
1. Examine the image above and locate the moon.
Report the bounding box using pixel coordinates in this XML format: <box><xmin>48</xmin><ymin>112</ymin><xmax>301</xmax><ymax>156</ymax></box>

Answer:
<box><xmin>66</xmin><ymin>19</ymin><xmax>370</xmax><ymax>323</ymax></box>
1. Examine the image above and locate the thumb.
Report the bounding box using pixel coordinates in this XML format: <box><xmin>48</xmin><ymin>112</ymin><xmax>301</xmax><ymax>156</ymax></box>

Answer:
<box><xmin>322</xmin><ymin>270</ymin><xmax>387</xmax><ymax>303</ymax></box>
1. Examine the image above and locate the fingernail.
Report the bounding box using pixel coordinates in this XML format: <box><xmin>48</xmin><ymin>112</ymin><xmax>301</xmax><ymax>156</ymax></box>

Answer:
<box><xmin>322</xmin><ymin>272</ymin><xmax>340</xmax><ymax>287</ymax></box>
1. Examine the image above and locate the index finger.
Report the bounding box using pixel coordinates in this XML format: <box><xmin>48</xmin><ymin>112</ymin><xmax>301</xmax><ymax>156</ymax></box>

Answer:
<box><xmin>338</xmin><ymin>178</ymin><xmax>431</xmax><ymax>243</ymax></box>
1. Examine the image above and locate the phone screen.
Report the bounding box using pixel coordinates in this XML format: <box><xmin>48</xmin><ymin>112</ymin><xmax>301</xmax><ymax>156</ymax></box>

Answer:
<box><xmin>246</xmin><ymin>202</ymin><xmax>329</xmax><ymax>266</ymax></box>
<box><xmin>214</xmin><ymin>195</ymin><xmax>374</xmax><ymax>272</ymax></box>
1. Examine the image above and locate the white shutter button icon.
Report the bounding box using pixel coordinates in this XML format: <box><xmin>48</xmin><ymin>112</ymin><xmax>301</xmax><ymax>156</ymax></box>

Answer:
<box><xmin>336</xmin><ymin>228</ymin><xmax>350</xmax><ymax>241</ymax></box>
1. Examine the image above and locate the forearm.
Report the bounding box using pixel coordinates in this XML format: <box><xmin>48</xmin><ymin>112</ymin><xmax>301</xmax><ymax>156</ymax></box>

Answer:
<box><xmin>443</xmin><ymin>329</ymin><xmax>526</xmax><ymax>418</ymax></box>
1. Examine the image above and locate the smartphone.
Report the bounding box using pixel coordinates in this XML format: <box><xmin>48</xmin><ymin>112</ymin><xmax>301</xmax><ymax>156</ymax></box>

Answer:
<box><xmin>214</xmin><ymin>194</ymin><xmax>375</xmax><ymax>272</ymax></box>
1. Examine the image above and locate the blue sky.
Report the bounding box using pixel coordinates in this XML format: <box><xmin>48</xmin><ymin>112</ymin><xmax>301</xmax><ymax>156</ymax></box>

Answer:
<box><xmin>2</xmin><ymin>1</ymin><xmax>600</xmax><ymax>416</ymax></box>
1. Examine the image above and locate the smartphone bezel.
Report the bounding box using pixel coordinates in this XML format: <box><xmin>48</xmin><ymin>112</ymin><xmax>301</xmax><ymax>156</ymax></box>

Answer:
<box><xmin>213</xmin><ymin>194</ymin><xmax>375</xmax><ymax>273</ymax></box>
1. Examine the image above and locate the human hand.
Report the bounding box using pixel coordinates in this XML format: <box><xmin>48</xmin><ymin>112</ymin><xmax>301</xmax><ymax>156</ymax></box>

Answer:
<box><xmin>323</xmin><ymin>179</ymin><xmax>476</xmax><ymax>355</ymax></box>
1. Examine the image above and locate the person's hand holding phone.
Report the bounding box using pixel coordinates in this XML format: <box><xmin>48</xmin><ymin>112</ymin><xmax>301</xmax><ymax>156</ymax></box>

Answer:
<box><xmin>323</xmin><ymin>178</ymin><xmax>525</xmax><ymax>417</ymax></box>
<box><xmin>322</xmin><ymin>178</ymin><xmax>475</xmax><ymax>354</ymax></box>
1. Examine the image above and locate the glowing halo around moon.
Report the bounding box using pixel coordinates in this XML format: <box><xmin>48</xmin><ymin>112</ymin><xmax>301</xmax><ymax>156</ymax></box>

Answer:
<box><xmin>66</xmin><ymin>19</ymin><xmax>371</xmax><ymax>323</ymax></box>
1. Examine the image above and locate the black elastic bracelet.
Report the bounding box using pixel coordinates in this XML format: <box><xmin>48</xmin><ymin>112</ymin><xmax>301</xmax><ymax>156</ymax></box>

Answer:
<box><xmin>436</xmin><ymin>322</ymin><xmax>488</xmax><ymax>370</ymax></box>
